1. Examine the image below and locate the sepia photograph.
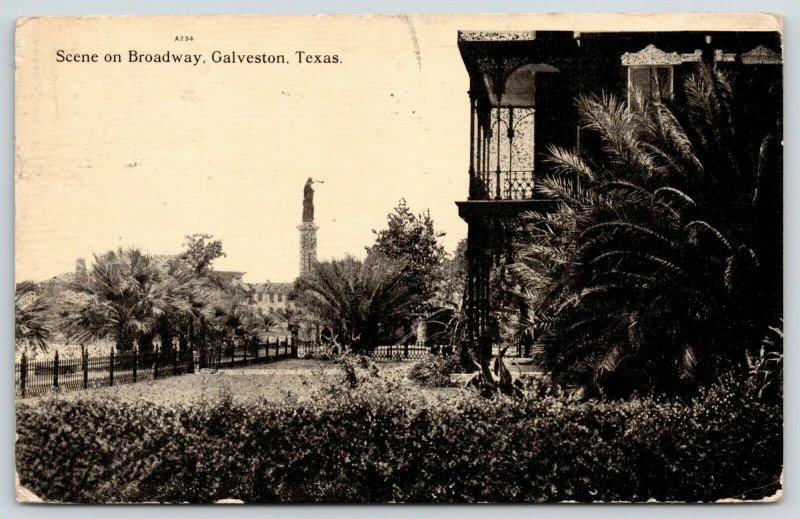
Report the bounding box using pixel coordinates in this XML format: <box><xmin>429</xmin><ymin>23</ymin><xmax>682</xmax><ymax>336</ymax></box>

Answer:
<box><xmin>13</xmin><ymin>13</ymin><xmax>783</xmax><ymax>503</ymax></box>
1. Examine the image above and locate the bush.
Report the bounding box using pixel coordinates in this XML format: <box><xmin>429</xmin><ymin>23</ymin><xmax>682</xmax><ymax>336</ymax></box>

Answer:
<box><xmin>407</xmin><ymin>355</ymin><xmax>460</xmax><ymax>387</ymax></box>
<box><xmin>16</xmin><ymin>372</ymin><xmax>781</xmax><ymax>503</ymax></box>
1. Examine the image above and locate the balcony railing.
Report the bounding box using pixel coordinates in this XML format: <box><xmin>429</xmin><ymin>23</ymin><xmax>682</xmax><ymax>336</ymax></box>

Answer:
<box><xmin>471</xmin><ymin>170</ymin><xmax>535</xmax><ymax>200</ymax></box>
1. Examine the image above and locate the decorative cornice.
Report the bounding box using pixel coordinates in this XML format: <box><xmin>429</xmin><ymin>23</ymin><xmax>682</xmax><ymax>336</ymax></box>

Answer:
<box><xmin>714</xmin><ymin>49</ymin><xmax>737</xmax><ymax>63</ymax></box>
<box><xmin>680</xmin><ymin>50</ymin><xmax>703</xmax><ymax>63</ymax></box>
<box><xmin>458</xmin><ymin>30</ymin><xmax>537</xmax><ymax>42</ymax></box>
<box><xmin>621</xmin><ymin>44</ymin><xmax>683</xmax><ymax>66</ymax></box>
<box><xmin>741</xmin><ymin>44</ymin><xmax>782</xmax><ymax>65</ymax></box>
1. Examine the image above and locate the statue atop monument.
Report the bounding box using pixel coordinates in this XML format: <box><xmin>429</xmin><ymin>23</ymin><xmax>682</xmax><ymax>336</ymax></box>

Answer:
<box><xmin>302</xmin><ymin>177</ymin><xmax>323</xmax><ymax>223</ymax></box>
<box><xmin>299</xmin><ymin>177</ymin><xmax>322</xmax><ymax>278</ymax></box>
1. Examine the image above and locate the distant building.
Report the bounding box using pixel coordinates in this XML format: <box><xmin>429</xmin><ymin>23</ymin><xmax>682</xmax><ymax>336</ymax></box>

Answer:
<box><xmin>214</xmin><ymin>271</ymin><xmax>246</xmax><ymax>286</ymax></box>
<box><xmin>247</xmin><ymin>282</ymin><xmax>294</xmax><ymax>315</ymax></box>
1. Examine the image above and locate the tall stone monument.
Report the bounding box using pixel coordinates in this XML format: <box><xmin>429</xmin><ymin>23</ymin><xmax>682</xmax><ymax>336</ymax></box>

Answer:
<box><xmin>297</xmin><ymin>178</ymin><xmax>320</xmax><ymax>277</ymax></box>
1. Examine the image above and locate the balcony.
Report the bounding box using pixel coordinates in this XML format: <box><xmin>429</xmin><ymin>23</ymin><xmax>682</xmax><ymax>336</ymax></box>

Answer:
<box><xmin>471</xmin><ymin>169</ymin><xmax>535</xmax><ymax>200</ymax></box>
<box><xmin>458</xmin><ymin>31</ymin><xmax>579</xmax><ymax>207</ymax></box>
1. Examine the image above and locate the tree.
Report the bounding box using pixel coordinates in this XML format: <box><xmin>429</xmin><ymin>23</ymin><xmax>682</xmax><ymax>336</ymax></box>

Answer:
<box><xmin>67</xmin><ymin>248</ymin><xmax>177</xmax><ymax>352</ymax></box>
<box><xmin>180</xmin><ymin>233</ymin><xmax>226</xmax><ymax>275</ymax></box>
<box><xmin>426</xmin><ymin>239</ymin><xmax>468</xmax><ymax>349</ymax></box>
<box><xmin>511</xmin><ymin>64</ymin><xmax>781</xmax><ymax>396</ymax></box>
<box><xmin>15</xmin><ymin>281</ymin><xmax>52</xmax><ymax>353</ymax></box>
<box><xmin>367</xmin><ymin>199</ymin><xmax>446</xmax><ymax>312</ymax></box>
<box><xmin>295</xmin><ymin>255</ymin><xmax>420</xmax><ymax>352</ymax></box>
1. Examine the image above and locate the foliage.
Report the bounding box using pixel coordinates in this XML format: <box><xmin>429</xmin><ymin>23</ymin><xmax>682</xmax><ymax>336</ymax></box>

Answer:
<box><xmin>368</xmin><ymin>199</ymin><xmax>446</xmax><ymax>313</ymax></box>
<box><xmin>295</xmin><ymin>255</ymin><xmax>420</xmax><ymax>352</ymax></box>
<box><xmin>179</xmin><ymin>234</ymin><xmax>226</xmax><ymax>275</ymax></box>
<box><xmin>511</xmin><ymin>64</ymin><xmax>782</xmax><ymax>396</ymax></box>
<box><xmin>204</xmin><ymin>295</ymin><xmax>275</xmax><ymax>358</ymax></box>
<box><xmin>15</xmin><ymin>281</ymin><xmax>52</xmax><ymax>352</ymax></box>
<box><xmin>60</xmin><ymin>235</ymin><xmax>276</xmax><ymax>359</ymax></box>
<box><xmin>425</xmin><ymin>239</ymin><xmax>468</xmax><ymax>350</ymax></box>
<box><xmin>432</xmin><ymin>238</ymin><xmax>467</xmax><ymax>308</ymax></box>
<box><xmin>16</xmin><ymin>371</ymin><xmax>781</xmax><ymax>503</ymax></box>
<box><xmin>746</xmin><ymin>320</ymin><xmax>783</xmax><ymax>403</ymax></box>
<box><xmin>66</xmin><ymin>248</ymin><xmax>173</xmax><ymax>351</ymax></box>
<box><xmin>334</xmin><ymin>353</ymin><xmax>380</xmax><ymax>388</ymax></box>
<box><xmin>460</xmin><ymin>346</ymin><xmax>524</xmax><ymax>397</ymax></box>
<box><xmin>407</xmin><ymin>355</ymin><xmax>460</xmax><ymax>387</ymax></box>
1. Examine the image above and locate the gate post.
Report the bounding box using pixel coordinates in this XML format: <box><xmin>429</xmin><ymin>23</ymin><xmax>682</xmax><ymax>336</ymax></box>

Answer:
<box><xmin>290</xmin><ymin>325</ymin><xmax>299</xmax><ymax>358</ymax></box>
<box><xmin>20</xmin><ymin>352</ymin><xmax>28</xmax><ymax>398</ymax></box>
<box><xmin>53</xmin><ymin>350</ymin><xmax>60</xmax><ymax>391</ymax></box>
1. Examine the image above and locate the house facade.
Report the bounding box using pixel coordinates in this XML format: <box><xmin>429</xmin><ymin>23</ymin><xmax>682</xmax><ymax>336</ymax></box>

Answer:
<box><xmin>456</xmin><ymin>30</ymin><xmax>782</xmax><ymax>359</ymax></box>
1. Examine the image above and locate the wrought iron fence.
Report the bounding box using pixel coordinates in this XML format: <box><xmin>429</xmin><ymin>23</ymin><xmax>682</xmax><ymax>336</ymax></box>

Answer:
<box><xmin>16</xmin><ymin>336</ymin><xmax>295</xmax><ymax>398</ymax></box>
<box><xmin>371</xmin><ymin>344</ymin><xmax>431</xmax><ymax>361</ymax></box>
<box><xmin>16</xmin><ymin>337</ymin><xmax>449</xmax><ymax>397</ymax></box>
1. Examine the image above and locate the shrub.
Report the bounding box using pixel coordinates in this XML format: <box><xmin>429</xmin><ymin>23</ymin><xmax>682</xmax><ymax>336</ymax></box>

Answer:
<box><xmin>16</xmin><ymin>372</ymin><xmax>781</xmax><ymax>503</ymax></box>
<box><xmin>407</xmin><ymin>355</ymin><xmax>460</xmax><ymax>387</ymax></box>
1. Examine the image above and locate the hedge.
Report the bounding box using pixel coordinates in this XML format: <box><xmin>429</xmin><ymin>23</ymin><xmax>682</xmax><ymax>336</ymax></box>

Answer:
<box><xmin>16</xmin><ymin>373</ymin><xmax>782</xmax><ymax>503</ymax></box>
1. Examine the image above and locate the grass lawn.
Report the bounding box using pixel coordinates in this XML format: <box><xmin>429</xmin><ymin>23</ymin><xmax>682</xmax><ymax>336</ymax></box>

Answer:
<box><xmin>20</xmin><ymin>359</ymin><xmax>465</xmax><ymax>407</ymax></box>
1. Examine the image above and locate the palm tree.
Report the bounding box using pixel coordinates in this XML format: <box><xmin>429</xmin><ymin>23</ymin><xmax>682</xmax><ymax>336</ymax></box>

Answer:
<box><xmin>15</xmin><ymin>281</ymin><xmax>52</xmax><ymax>353</ymax></box>
<box><xmin>67</xmin><ymin>248</ymin><xmax>169</xmax><ymax>352</ymax></box>
<box><xmin>511</xmin><ymin>63</ymin><xmax>781</xmax><ymax>396</ymax></box>
<box><xmin>295</xmin><ymin>255</ymin><xmax>419</xmax><ymax>352</ymax></box>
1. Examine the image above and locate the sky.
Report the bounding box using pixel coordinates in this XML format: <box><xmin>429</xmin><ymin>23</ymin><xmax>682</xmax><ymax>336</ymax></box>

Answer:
<box><xmin>15</xmin><ymin>13</ymin><xmax>780</xmax><ymax>282</ymax></box>
<box><xmin>15</xmin><ymin>15</ymin><xmax>475</xmax><ymax>282</ymax></box>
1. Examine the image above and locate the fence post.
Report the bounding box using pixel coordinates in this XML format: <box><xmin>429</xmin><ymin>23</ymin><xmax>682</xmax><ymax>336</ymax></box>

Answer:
<box><xmin>20</xmin><ymin>352</ymin><xmax>28</xmax><ymax>398</ymax></box>
<box><xmin>243</xmin><ymin>343</ymin><xmax>248</xmax><ymax>366</ymax></box>
<box><xmin>82</xmin><ymin>345</ymin><xmax>89</xmax><ymax>388</ymax></box>
<box><xmin>154</xmin><ymin>347</ymin><xmax>160</xmax><ymax>379</ymax></box>
<box><xmin>133</xmin><ymin>346</ymin><xmax>138</xmax><ymax>383</ymax></box>
<box><xmin>53</xmin><ymin>350</ymin><xmax>60</xmax><ymax>391</ymax></box>
<box><xmin>404</xmin><ymin>343</ymin><xmax>409</xmax><ymax>359</ymax></box>
<box><xmin>173</xmin><ymin>348</ymin><xmax>179</xmax><ymax>376</ymax></box>
<box><xmin>290</xmin><ymin>326</ymin><xmax>299</xmax><ymax>358</ymax></box>
<box><xmin>254</xmin><ymin>342</ymin><xmax>259</xmax><ymax>364</ymax></box>
<box><xmin>109</xmin><ymin>347</ymin><xmax>115</xmax><ymax>386</ymax></box>
<box><xmin>230</xmin><ymin>343</ymin><xmax>235</xmax><ymax>367</ymax></box>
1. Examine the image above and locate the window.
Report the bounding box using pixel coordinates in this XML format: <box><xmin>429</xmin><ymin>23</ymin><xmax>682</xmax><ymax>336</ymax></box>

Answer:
<box><xmin>278</xmin><ymin>293</ymin><xmax>283</xmax><ymax>303</ymax></box>
<box><xmin>628</xmin><ymin>66</ymin><xmax>673</xmax><ymax>108</ymax></box>
<box><xmin>270</xmin><ymin>293</ymin><xmax>275</xmax><ymax>303</ymax></box>
<box><xmin>258</xmin><ymin>293</ymin><xmax>263</xmax><ymax>302</ymax></box>
<box><xmin>621</xmin><ymin>45</ymin><xmax>682</xmax><ymax>110</ymax></box>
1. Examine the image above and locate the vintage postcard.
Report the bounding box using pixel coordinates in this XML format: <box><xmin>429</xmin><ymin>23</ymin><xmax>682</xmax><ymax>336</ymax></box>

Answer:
<box><xmin>14</xmin><ymin>13</ymin><xmax>783</xmax><ymax>503</ymax></box>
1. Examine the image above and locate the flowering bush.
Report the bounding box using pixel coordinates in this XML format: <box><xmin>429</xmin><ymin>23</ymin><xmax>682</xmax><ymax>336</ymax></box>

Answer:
<box><xmin>16</xmin><ymin>372</ymin><xmax>781</xmax><ymax>503</ymax></box>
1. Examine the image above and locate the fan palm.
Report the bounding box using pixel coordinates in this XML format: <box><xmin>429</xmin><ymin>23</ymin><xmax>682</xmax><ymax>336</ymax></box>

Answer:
<box><xmin>295</xmin><ymin>255</ymin><xmax>419</xmax><ymax>352</ymax></box>
<box><xmin>67</xmin><ymin>248</ymin><xmax>171</xmax><ymax>351</ymax></box>
<box><xmin>15</xmin><ymin>281</ymin><xmax>52</xmax><ymax>353</ymax></box>
<box><xmin>512</xmin><ymin>63</ymin><xmax>781</xmax><ymax>396</ymax></box>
